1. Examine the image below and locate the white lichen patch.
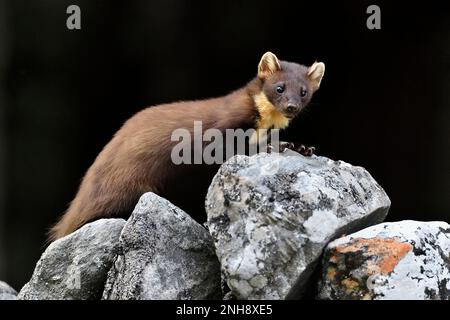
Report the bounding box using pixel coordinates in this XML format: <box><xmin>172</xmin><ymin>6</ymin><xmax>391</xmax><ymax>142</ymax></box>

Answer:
<box><xmin>304</xmin><ymin>210</ymin><xmax>341</xmax><ymax>243</ymax></box>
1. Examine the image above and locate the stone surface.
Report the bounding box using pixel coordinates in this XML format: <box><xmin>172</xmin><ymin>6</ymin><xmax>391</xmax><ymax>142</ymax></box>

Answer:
<box><xmin>206</xmin><ymin>151</ymin><xmax>390</xmax><ymax>299</ymax></box>
<box><xmin>318</xmin><ymin>220</ymin><xmax>450</xmax><ymax>300</ymax></box>
<box><xmin>102</xmin><ymin>192</ymin><xmax>221</xmax><ymax>300</ymax></box>
<box><xmin>0</xmin><ymin>281</ymin><xmax>17</xmax><ymax>300</ymax></box>
<box><xmin>18</xmin><ymin>219</ymin><xmax>125</xmax><ymax>300</ymax></box>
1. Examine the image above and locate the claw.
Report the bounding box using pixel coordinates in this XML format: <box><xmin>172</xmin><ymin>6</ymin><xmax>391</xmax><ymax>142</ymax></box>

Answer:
<box><xmin>297</xmin><ymin>145</ymin><xmax>316</xmax><ymax>157</ymax></box>
<box><xmin>278</xmin><ymin>141</ymin><xmax>294</xmax><ymax>153</ymax></box>
<box><xmin>297</xmin><ymin>144</ymin><xmax>306</xmax><ymax>154</ymax></box>
<box><xmin>305</xmin><ymin>146</ymin><xmax>315</xmax><ymax>157</ymax></box>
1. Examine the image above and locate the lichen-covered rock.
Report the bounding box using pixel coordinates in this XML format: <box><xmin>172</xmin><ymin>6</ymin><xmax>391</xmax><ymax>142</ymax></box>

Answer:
<box><xmin>0</xmin><ymin>281</ymin><xmax>17</xmax><ymax>300</ymax></box>
<box><xmin>318</xmin><ymin>220</ymin><xmax>450</xmax><ymax>300</ymax></box>
<box><xmin>18</xmin><ymin>219</ymin><xmax>125</xmax><ymax>300</ymax></box>
<box><xmin>102</xmin><ymin>192</ymin><xmax>221</xmax><ymax>300</ymax></box>
<box><xmin>206</xmin><ymin>151</ymin><xmax>390</xmax><ymax>299</ymax></box>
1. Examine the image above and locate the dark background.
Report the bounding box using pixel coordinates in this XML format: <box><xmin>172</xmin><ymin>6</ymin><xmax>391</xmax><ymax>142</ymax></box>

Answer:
<box><xmin>0</xmin><ymin>0</ymin><xmax>449</xmax><ymax>290</ymax></box>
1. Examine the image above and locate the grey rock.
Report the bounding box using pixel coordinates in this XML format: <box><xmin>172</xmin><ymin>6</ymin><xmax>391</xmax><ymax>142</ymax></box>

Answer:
<box><xmin>102</xmin><ymin>192</ymin><xmax>221</xmax><ymax>300</ymax></box>
<box><xmin>206</xmin><ymin>151</ymin><xmax>390</xmax><ymax>299</ymax></box>
<box><xmin>0</xmin><ymin>281</ymin><xmax>17</xmax><ymax>300</ymax></box>
<box><xmin>318</xmin><ymin>220</ymin><xmax>450</xmax><ymax>300</ymax></box>
<box><xmin>18</xmin><ymin>219</ymin><xmax>125</xmax><ymax>300</ymax></box>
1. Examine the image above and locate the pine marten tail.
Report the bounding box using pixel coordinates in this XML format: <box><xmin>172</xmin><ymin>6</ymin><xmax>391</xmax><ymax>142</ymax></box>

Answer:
<box><xmin>47</xmin><ymin>206</ymin><xmax>86</xmax><ymax>242</ymax></box>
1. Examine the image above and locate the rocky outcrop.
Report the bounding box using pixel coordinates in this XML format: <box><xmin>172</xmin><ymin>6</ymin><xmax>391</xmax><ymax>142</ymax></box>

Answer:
<box><xmin>318</xmin><ymin>220</ymin><xmax>450</xmax><ymax>300</ymax></box>
<box><xmin>23</xmin><ymin>151</ymin><xmax>450</xmax><ymax>301</ymax></box>
<box><xmin>18</xmin><ymin>219</ymin><xmax>125</xmax><ymax>300</ymax></box>
<box><xmin>102</xmin><ymin>192</ymin><xmax>222</xmax><ymax>300</ymax></box>
<box><xmin>0</xmin><ymin>281</ymin><xmax>17</xmax><ymax>300</ymax></box>
<box><xmin>206</xmin><ymin>151</ymin><xmax>391</xmax><ymax>299</ymax></box>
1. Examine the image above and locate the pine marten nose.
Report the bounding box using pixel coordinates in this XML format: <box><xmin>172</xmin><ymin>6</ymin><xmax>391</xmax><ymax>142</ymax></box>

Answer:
<box><xmin>286</xmin><ymin>104</ymin><xmax>300</xmax><ymax>114</ymax></box>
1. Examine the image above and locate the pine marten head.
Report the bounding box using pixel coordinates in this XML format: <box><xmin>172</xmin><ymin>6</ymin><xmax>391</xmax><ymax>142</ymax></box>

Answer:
<box><xmin>254</xmin><ymin>52</ymin><xmax>325</xmax><ymax>130</ymax></box>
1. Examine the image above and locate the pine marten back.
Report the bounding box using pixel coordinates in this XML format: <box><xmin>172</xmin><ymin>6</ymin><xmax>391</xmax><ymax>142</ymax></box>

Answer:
<box><xmin>49</xmin><ymin>52</ymin><xmax>325</xmax><ymax>241</ymax></box>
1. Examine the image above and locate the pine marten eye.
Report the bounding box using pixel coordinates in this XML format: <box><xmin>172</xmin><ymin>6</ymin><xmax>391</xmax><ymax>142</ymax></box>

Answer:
<box><xmin>300</xmin><ymin>89</ymin><xmax>308</xmax><ymax>97</ymax></box>
<box><xmin>276</xmin><ymin>85</ymin><xmax>285</xmax><ymax>94</ymax></box>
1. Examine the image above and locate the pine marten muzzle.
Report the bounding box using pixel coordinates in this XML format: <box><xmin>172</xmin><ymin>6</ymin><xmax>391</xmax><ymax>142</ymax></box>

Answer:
<box><xmin>49</xmin><ymin>52</ymin><xmax>325</xmax><ymax>241</ymax></box>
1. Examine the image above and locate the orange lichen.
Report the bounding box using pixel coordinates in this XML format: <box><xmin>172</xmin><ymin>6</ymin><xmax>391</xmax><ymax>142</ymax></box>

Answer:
<box><xmin>327</xmin><ymin>266</ymin><xmax>337</xmax><ymax>280</ymax></box>
<box><xmin>342</xmin><ymin>278</ymin><xmax>359</xmax><ymax>290</ymax></box>
<box><xmin>329</xmin><ymin>254</ymin><xmax>338</xmax><ymax>264</ymax></box>
<box><xmin>335</xmin><ymin>238</ymin><xmax>412</xmax><ymax>275</ymax></box>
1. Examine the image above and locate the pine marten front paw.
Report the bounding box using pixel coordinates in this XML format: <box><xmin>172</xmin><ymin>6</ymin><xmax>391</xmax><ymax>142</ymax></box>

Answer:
<box><xmin>268</xmin><ymin>142</ymin><xmax>316</xmax><ymax>157</ymax></box>
<box><xmin>267</xmin><ymin>142</ymin><xmax>292</xmax><ymax>153</ymax></box>
<box><xmin>277</xmin><ymin>142</ymin><xmax>316</xmax><ymax>157</ymax></box>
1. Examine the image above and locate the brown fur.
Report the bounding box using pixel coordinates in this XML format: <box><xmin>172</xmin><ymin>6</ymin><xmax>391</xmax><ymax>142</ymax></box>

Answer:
<box><xmin>49</xmin><ymin>52</ymin><xmax>324</xmax><ymax>241</ymax></box>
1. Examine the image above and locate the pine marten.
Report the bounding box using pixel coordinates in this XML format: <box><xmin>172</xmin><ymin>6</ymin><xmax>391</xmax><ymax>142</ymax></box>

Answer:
<box><xmin>49</xmin><ymin>52</ymin><xmax>325</xmax><ymax>241</ymax></box>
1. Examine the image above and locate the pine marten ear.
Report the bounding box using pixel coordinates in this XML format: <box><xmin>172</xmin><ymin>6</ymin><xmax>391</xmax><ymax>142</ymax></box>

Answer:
<box><xmin>258</xmin><ymin>52</ymin><xmax>281</xmax><ymax>79</ymax></box>
<box><xmin>307</xmin><ymin>61</ymin><xmax>325</xmax><ymax>91</ymax></box>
